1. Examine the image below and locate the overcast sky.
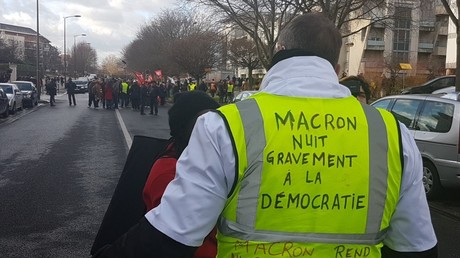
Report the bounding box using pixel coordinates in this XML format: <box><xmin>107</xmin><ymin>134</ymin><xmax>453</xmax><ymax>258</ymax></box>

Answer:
<box><xmin>0</xmin><ymin>0</ymin><xmax>181</xmax><ymax>64</ymax></box>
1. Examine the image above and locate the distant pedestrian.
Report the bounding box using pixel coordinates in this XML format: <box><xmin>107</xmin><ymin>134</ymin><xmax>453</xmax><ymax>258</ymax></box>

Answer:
<box><xmin>198</xmin><ymin>81</ymin><xmax>207</xmax><ymax>92</ymax></box>
<box><xmin>93</xmin><ymin>79</ymin><xmax>103</xmax><ymax>108</ymax></box>
<box><xmin>149</xmin><ymin>82</ymin><xmax>160</xmax><ymax>115</ymax></box>
<box><xmin>120</xmin><ymin>80</ymin><xmax>129</xmax><ymax>108</ymax></box>
<box><xmin>140</xmin><ymin>84</ymin><xmax>149</xmax><ymax>115</ymax></box>
<box><xmin>113</xmin><ymin>79</ymin><xmax>121</xmax><ymax>109</ymax></box>
<box><xmin>46</xmin><ymin>78</ymin><xmax>57</xmax><ymax>106</ymax></box>
<box><xmin>209</xmin><ymin>79</ymin><xmax>217</xmax><ymax>98</ymax></box>
<box><xmin>226</xmin><ymin>80</ymin><xmax>234</xmax><ymax>103</ymax></box>
<box><xmin>88</xmin><ymin>79</ymin><xmax>97</xmax><ymax>108</ymax></box>
<box><xmin>66</xmin><ymin>78</ymin><xmax>76</xmax><ymax>106</ymax></box>
<box><xmin>105</xmin><ymin>81</ymin><xmax>114</xmax><ymax>110</ymax></box>
<box><xmin>217</xmin><ymin>80</ymin><xmax>226</xmax><ymax>103</ymax></box>
<box><xmin>130</xmin><ymin>81</ymin><xmax>140</xmax><ymax>110</ymax></box>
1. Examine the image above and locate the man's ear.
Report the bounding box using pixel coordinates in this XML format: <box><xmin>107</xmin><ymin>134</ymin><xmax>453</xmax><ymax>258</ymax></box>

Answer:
<box><xmin>334</xmin><ymin>64</ymin><xmax>341</xmax><ymax>75</ymax></box>
<box><xmin>275</xmin><ymin>43</ymin><xmax>285</xmax><ymax>52</ymax></box>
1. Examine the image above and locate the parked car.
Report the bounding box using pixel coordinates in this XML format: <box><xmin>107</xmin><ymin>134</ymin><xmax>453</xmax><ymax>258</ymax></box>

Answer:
<box><xmin>74</xmin><ymin>77</ymin><xmax>89</xmax><ymax>93</ymax></box>
<box><xmin>0</xmin><ymin>83</ymin><xmax>23</xmax><ymax>114</ymax></box>
<box><xmin>11</xmin><ymin>80</ymin><xmax>38</xmax><ymax>108</ymax></box>
<box><xmin>401</xmin><ymin>75</ymin><xmax>455</xmax><ymax>94</ymax></box>
<box><xmin>432</xmin><ymin>86</ymin><xmax>456</xmax><ymax>94</ymax></box>
<box><xmin>232</xmin><ymin>90</ymin><xmax>258</xmax><ymax>103</ymax></box>
<box><xmin>371</xmin><ymin>94</ymin><xmax>460</xmax><ymax>199</ymax></box>
<box><xmin>0</xmin><ymin>88</ymin><xmax>9</xmax><ymax>118</ymax></box>
<box><xmin>438</xmin><ymin>92</ymin><xmax>460</xmax><ymax>101</ymax></box>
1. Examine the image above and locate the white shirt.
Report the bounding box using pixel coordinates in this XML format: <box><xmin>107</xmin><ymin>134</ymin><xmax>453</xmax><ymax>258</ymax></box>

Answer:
<box><xmin>146</xmin><ymin>56</ymin><xmax>437</xmax><ymax>252</ymax></box>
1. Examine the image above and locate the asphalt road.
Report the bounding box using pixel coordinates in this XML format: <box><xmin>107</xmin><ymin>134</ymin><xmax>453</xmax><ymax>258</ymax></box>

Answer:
<box><xmin>0</xmin><ymin>92</ymin><xmax>459</xmax><ymax>257</ymax></box>
<box><xmin>0</xmin><ymin>93</ymin><xmax>170</xmax><ymax>257</ymax></box>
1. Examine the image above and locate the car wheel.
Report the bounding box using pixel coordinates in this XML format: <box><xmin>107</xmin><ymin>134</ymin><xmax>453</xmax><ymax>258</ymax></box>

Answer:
<box><xmin>11</xmin><ymin>102</ymin><xmax>16</xmax><ymax>114</ymax></box>
<box><xmin>423</xmin><ymin>160</ymin><xmax>442</xmax><ymax>200</ymax></box>
<box><xmin>1</xmin><ymin>105</ymin><xmax>8</xmax><ymax>118</ymax></box>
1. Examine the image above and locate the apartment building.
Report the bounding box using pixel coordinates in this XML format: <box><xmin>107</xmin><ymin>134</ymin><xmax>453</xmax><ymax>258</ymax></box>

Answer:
<box><xmin>0</xmin><ymin>23</ymin><xmax>51</xmax><ymax>64</ymax></box>
<box><xmin>342</xmin><ymin>1</ymin><xmax>448</xmax><ymax>81</ymax></box>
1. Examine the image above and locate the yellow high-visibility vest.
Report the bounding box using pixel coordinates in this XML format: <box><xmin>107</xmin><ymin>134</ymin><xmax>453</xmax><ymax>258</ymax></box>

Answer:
<box><xmin>215</xmin><ymin>92</ymin><xmax>403</xmax><ymax>258</ymax></box>
<box><xmin>227</xmin><ymin>83</ymin><xmax>234</xmax><ymax>92</ymax></box>
<box><xmin>121</xmin><ymin>82</ymin><xmax>129</xmax><ymax>94</ymax></box>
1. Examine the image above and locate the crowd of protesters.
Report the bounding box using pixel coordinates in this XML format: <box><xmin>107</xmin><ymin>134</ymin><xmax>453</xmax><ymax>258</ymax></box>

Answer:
<box><xmin>42</xmin><ymin>74</ymin><xmax>247</xmax><ymax>113</ymax></box>
<box><xmin>81</xmin><ymin>76</ymin><xmax>246</xmax><ymax>114</ymax></box>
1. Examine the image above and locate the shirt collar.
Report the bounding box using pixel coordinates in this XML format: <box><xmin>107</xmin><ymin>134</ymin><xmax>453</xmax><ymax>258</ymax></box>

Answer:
<box><xmin>259</xmin><ymin>56</ymin><xmax>352</xmax><ymax>98</ymax></box>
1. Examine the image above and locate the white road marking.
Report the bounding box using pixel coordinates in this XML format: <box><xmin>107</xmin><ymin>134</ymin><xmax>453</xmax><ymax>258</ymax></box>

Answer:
<box><xmin>115</xmin><ymin>109</ymin><xmax>132</xmax><ymax>148</ymax></box>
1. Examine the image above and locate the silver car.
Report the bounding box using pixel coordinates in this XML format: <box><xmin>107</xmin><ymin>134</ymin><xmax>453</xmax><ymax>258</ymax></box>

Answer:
<box><xmin>11</xmin><ymin>80</ymin><xmax>38</xmax><ymax>108</ymax></box>
<box><xmin>0</xmin><ymin>83</ymin><xmax>23</xmax><ymax>114</ymax></box>
<box><xmin>372</xmin><ymin>93</ymin><xmax>460</xmax><ymax>199</ymax></box>
<box><xmin>232</xmin><ymin>90</ymin><xmax>258</xmax><ymax>103</ymax></box>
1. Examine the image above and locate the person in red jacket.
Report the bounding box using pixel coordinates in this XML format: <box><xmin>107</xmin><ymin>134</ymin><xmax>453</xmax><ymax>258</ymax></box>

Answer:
<box><xmin>142</xmin><ymin>90</ymin><xmax>220</xmax><ymax>258</ymax></box>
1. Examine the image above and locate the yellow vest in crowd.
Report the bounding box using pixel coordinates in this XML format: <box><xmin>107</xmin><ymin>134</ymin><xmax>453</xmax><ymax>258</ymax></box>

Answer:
<box><xmin>121</xmin><ymin>82</ymin><xmax>129</xmax><ymax>94</ymax></box>
<box><xmin>189</xmin><ymin>82</ymin><xmax>196</xmax><ymax>91</ymax></box>
<box><xmin>216</xmin><ymin>92</ymin><xmax>403</xmax><ymax>258</ymax></box>
<box><xmin>227</xmin><ymin>83</ymin><xmax>234</xmax><ymax>93</ymax></box>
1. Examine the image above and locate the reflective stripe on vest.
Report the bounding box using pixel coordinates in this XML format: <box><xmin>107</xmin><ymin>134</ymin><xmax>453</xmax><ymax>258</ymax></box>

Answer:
<box><xmin>216</xmin><ymin>93</ymin><xmax>402</xmax><ymax>257</ymax></box>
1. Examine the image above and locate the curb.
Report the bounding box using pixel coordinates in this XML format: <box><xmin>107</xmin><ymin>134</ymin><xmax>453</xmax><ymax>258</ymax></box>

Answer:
<box><xmin>429</xmin><ymin>202</ymin><xmax>460</xmax><ymax>221</ymax></box>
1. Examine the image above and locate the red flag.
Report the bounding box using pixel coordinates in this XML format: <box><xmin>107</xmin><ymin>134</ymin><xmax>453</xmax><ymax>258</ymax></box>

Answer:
<box><xmin>154</xmin><ymin>70</ymin><xmax>163</xmax><ymax>80</ymax></box>
<box><xmin>146</xmin><ymin>74</ymin><xmax>154</xmax><ymax>83</ymax></box>
<box><xmin>133</xmin><ymin>71</ymin><xmax>145</xmax><ymax>85</ymax></box>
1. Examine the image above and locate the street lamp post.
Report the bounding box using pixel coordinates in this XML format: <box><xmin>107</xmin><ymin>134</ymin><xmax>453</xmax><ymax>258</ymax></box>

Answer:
<box><xmin>73</xmin><ymin>33</ymin><xmax>86</xmax><ymax>77</ymax></box>
<box><xmin>63</xmin><ymin>14</ymin><xmax>81</xmax><ymax>87</ymax></box>
<box><xmin>36</xmin><ymin>0</ymin><xmax>40</xmax><ymax>99</ymax></box>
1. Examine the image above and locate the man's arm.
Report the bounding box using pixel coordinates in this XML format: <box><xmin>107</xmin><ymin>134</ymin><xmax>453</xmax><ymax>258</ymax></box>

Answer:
<box><xmin>383</xmin><ymin>123</ymin><xmax>438</xmax><ymax>256</ymax></box>
<box><xmin>382</xmin><ymin>244</ymin><xmax>438</xmax><ymax>258</ymax></box>
<box><xmin>92</xmin><ymin>217</ymin><xmax>197</xmax><ymax>258</ymax></box>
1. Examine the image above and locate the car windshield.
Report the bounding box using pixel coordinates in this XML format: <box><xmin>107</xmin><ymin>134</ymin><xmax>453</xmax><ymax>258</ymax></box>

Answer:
<box><xmin>14</xmin><ymin>83</ymin><xmax>33</xmax><ymax>91</ymax></box>
<box><xmin>0</xmin><ymin>85</ymin><xmax>13</xmax><ymax>93</ymax></box>
<box><xmin>75</xmin><ymin>81</ymin><xmax>87</xmax><ymax>84</ymax></box>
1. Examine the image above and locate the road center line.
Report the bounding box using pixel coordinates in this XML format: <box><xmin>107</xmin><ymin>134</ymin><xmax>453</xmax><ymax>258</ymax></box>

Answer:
<box><xmin>115</xmin><ymin>109</ymin><xmax>132</xmax><ymax>149</ymax></box>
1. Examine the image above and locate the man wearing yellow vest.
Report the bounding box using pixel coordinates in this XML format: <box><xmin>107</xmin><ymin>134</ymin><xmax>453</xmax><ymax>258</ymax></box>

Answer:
<box><xmin>94</xmin><ymin>12</ymin><xmax>437</xmax><ymax>258</ymax></box>
<box><xmin>120</xmin><ymin>80</ymin><xmax>129</xmax><ymax>108</ymax></box>
<box><xmin>189</xmin><ymin>81</ymin><xmax>197</xmax><ymax>91</ymax></box>
<box><xmin>226</xmin><ymin>80</ymin><xmax>234</xmax><ymax>103</ymax></box>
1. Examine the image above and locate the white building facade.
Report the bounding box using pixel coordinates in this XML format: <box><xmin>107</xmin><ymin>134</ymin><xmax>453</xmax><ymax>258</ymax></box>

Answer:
<box><xmin>341</xmin><ymin>0</ymin><xmax>449</xmax><ymax>82</ymax></box>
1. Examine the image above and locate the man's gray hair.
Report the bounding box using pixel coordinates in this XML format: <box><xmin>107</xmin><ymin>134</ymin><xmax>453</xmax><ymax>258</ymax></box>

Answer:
<box><xmin>277</xmin><ymin>12</ymin><xmax>342</xmax><ymax>67</ymax></box>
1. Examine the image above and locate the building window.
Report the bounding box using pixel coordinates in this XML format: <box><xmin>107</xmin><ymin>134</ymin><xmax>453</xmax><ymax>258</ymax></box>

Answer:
<box><xmin>393</xmin><ymin>7</ymin><xmax>411</xmax><ymax>63</ymax></box>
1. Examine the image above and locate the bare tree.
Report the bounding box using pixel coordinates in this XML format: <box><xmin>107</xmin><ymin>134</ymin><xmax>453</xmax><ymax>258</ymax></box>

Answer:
<box><xmin>169</xmin><ymin>31</ymin><xmax>221</xmax><ymax>81</ymax></box>
<box><xmin>123</xmin><ymin>8</ymin><xmax>220</xmax><ymax>80</ymax></box>
<box><xmin>0</xmin><ymin>39</ymin><xmax>19</xmax><ymax>63</ymax></box>
<box><xmin>383</xmin><ymin>54</ymin><xmax>405</xmax><ymax>95</ymax></box>
<box><xmin>228</xmin><ymin>37</ymin><xmax>261</xmax><ymax>89</ymax></box>
<box><xmin>190</xmin><ymin>0</ymin><xmax>301</xmax><ymax>70</ymax></box>
<box><xmin>69</xmin><ymin>42</ymin><xmax>97</xmax><ymax>76</ymax></box>
<box><xmin>101</xmin><ymin>55</ymin><xmax>124</xmax><ymax>77</ymax></box>
<box><xmin>440</xmin><ymin>0</ymin><xmax>460</xmax><ymax>91</ymax></box>
<box><xmin>43</xmin><ymin>45</ymin><xmax>63</xmax><ymax>74</ymax></box>
<box><xmin>292</xmin><ymin>0</ymin><xmax>393</xmax><ymax>35</ymax></box>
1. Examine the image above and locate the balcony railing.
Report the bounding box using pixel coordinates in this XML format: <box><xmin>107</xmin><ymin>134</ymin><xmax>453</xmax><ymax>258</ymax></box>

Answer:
<box><xmin>366</xmin><ymin>39</ymin><xmax>385</xmax><ymax>50</ymax></box>
<box><xmin>419</xmin><ymin>21</ymin><xmax>435</xmax><ymax>31</ymax></box>
<box><xmin>418</xmin><ymin>42</ymin><xmax>433</xmax><ymax>53</ymax></box>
